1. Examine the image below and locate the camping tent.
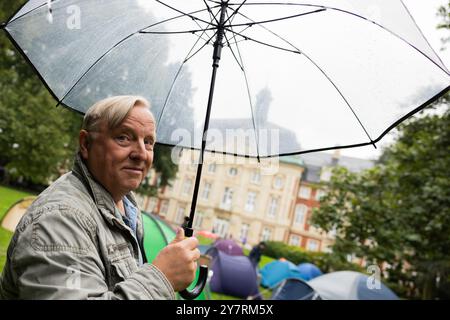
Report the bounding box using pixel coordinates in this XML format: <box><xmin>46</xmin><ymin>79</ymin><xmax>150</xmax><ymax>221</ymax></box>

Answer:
<box><xmin>140</xmin><ymin>211</ymin><xmax>212</xmax><ymax>300</ymax></box>
<box><xmin>213</xmin><ymin>239</ymin><xmax>244</xmax><ymax>256</ymax></box>
<box><xmin>260</xmin><ymin>260</ymin><xmax>305</xmax><ymax>288</ymax></box>
<box><xmin>271</xmin><ymin>278</ymin><xmax>321</xmax><ymax>300</ymax></box>
<box><xmin>308</xmin><ymin>271</ymin><xmax>399</xmax><ymax>300</ymax></box>
<box><xmin>0</xmin><ymin>196</ymin><xmax>36</xmax><ymax>232</ymax></box>
<box><xmin>207</xmin><ymin>247</ymin><xmax>260</xmax><ymax>299</ymax></box>
<box><xmin>297</xmin><ymin>263</ymin><xmax>323</xmax><ymax>281</ymax></box>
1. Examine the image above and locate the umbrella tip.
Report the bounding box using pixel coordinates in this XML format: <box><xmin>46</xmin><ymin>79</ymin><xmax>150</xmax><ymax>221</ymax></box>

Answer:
<box><xmin>0</xmin><ymin>23</ymin><xmax>6</xmax><ymax>30</ymax></box>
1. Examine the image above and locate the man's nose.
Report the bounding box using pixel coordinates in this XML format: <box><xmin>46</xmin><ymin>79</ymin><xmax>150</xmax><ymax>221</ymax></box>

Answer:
<box><xmin>130</xmin><ymin>139</ymin><xmax>147</xmax><ymax>160</ymax></box>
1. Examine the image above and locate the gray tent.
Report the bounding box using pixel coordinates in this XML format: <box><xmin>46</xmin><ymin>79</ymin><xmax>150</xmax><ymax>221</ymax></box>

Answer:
<box><xmin>308</xmin><ymin>271</ymin><xmax>399</xmax><ymax>300</ymax></box>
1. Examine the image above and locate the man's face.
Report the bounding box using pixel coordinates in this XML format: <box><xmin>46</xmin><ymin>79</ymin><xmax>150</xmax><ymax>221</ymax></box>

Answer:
<box><xmin>81</xmin><ymin>105</ymin><xmax>156</xmax><ymax>201</ymax></box>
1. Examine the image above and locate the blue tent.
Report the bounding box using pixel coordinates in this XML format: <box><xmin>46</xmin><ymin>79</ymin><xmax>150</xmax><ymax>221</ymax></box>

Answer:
<box><xmin>207</xmin><ymin>248</ymin><xmax>260</xmax><ymax>299</ymax></box>
<box><xmin>260</xmin><ymin>260</ymin><xmax>305</xmax><ymax>288</ymax></box>
<box><xmin>297</xmin><ymin>263</ymin><xmax>323</xmax><ymax>281</ymax></box>
<box><xmin>271</xmin><ymin>278</ymin><xmax>321</xmax><ymax>300</ymax></box>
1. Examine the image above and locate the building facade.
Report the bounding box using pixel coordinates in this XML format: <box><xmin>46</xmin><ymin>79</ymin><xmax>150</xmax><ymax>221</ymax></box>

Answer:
<box><xmin>137</xmin><ymin>149</ymin><xmax>373</xmax><ymax>252</ymax></box>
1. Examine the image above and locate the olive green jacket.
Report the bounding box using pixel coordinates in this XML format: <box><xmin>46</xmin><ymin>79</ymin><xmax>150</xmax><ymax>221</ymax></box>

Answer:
<box><xmin>0</xmin><ymin>154</ymin><xmax>175</xmax><ymax>300</ymax></box>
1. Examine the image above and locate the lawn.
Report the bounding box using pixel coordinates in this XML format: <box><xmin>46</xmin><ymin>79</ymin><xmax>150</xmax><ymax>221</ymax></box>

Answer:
<box><xmin>0</xmin><ymin>185</ymin><xmax>35</xmax><ymax>272</ymax></box>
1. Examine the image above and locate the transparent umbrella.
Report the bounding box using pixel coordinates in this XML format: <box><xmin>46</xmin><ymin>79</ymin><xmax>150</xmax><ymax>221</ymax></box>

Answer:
<box><xmin>2</xmin><ymin>0</ymin><xmax>449</xmax><ymax>298</ymax></box>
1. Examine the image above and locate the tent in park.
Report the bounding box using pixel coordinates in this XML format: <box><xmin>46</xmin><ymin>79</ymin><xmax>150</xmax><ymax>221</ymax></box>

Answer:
<box><xmin>271</xmin><ymin>278</ymin><xmax>321</xmax><ymax>300</ymax></box>
<box><xmin>260</xmin><ymin>259</ymin><xmax>305</xmax><ymax>288</ymax></box>
<box><xmin>308</xmin><ymin>271</ymin><xmax>399</xmax><ymax>300</ymax></box>
<box><xmin>141</xmin><ymin>211</ymin><xmax>211</xmax><ymax>300</ymax></box>
<box><xmin>297</xmin><ymin>263</ymin><xmax>323</xmax><ymax>281</ymax></box>
<box><xmin>0</xmin><ymin>196</ymin><xmax>36</xmax><ymax>232</ymax></box>
<box><xmin>206</xmin><ymin>247</ymin><xmax>260</xmax><ymax>299</ymax></box>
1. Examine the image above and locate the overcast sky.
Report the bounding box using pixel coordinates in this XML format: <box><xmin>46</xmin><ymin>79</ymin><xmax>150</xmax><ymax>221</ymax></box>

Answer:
<box><xmin>338</xmin><ymin>0</ymin><xmax>449</xmax><ymax>160</ymax></box>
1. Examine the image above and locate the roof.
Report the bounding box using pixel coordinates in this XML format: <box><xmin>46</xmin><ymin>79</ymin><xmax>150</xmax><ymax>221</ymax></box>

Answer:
<box><xmin>298</xmin><ymin>151</ymin><xmax>374</xmax><ymax>183</ymax></box>
<box><xmin>280</xmin><ymin>155</ymin><xmax>304</xmax><ymax>167</ymax></box>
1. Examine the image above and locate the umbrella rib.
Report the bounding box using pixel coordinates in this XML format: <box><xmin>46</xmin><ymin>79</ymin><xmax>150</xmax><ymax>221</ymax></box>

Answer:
<box><xmin>224</xmin><ymin>28</ymin><xmax>301</xmax><ymax>54</ymax></box>
<box><xmin>225</xmin><ymin>2</ymin><xmax>450</xmax><ymax>76</ymax></box>
<box><xmin>222</xmin><ymin>34</ymin><xmax>244</xmax><ymax>71</ymax></box>
<box><xmin>185</xmin><ymin>31</ymin><xmax>218</xmax><ymax>63</ymax></box>
<box><xmin>55</xmin><ymin>7</ymin><xmax>215</xmax><ymax>106</ymax></box>
<box><xmin>155</xmin><ymin>0</ymin><xmax>217</xmax><ymax>28</ymax></box>
<box><xmin>223</xmin><ymin>0</ymin><xmax>249</xmax><ymax>25</ymax></box>
<box><xmin>227</xmin><ymin>8</ymin><xmax>327</xmax><ymax>28</ymax></box>
<box><xmin>202</xmin><ymin>0</ymin><xmax>220</xmax><ymax>25</ymax></box>
<box><xmin>225</xmin><ymin>12</ymin><xmax>262</xmax><ymax>161</ymax></box>
<box><xmin>229</xmin><ymin>10</ymin><xmax>376</xmax><ymax>145</ymax></box>
<box><xmin>156</xmin><ymin>13</ymin><xmax>220</xmax><ymax>132</ymax></box>
<box><xmin>156</xmin><ymin>31</ymin><xmax>218</xmax><ymax>132</ymax></box>
<box><xmin>6</xmin><ymin>0</ymin><xmax>58</xmax><ymax>24</ymax></box>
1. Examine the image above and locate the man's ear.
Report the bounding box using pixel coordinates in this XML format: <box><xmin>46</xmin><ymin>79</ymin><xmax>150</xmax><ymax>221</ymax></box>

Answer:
<box><xmin>79</xmin><ymin>130</ymin><xmax>90</xmax><ymax>160</ymax></box>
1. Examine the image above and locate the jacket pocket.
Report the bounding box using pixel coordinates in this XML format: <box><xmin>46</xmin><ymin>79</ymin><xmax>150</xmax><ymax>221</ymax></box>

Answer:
<box><xmin>107</xmin><ymin>243</ymin><xmax>138</xmax><ymax>284</ymax></box>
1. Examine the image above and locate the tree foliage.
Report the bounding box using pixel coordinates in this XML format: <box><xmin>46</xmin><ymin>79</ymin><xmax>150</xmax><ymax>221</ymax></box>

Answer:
<box><xmin>311</xmin><ymin>104</ymin><xmax>450</xmax><ymax>299</ymax></box>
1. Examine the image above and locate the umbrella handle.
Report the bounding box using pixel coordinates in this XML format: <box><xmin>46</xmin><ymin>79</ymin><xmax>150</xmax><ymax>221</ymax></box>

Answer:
<box><xmin>179</xmin><ymin>265</ymin><xmax>208</xmax><ymax>300</ymax></box>
<box><xmin>178</xmin><ymin>226</ymin><xmax>208</xmax><ymax>300</ymax></box>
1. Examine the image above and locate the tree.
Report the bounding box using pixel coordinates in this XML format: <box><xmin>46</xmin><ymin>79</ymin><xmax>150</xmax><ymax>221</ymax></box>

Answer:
<box><xmin>0</xmin><ymin>0</ymin><xmax>82</xmax><ymax>186</ymax></box>
<box><xmin>311</xmin><ymin>105</ymin><xmax>450</xmax><ymax>299</ymax></box>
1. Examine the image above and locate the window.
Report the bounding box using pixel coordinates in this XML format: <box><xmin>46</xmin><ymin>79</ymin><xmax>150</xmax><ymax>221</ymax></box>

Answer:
<box><xmin>267</xmin><ymin>197</ymin><xmax>278</xmax><ymax>218</ymax></box>
<box><xmin>289</xmin><ymin>235</ymin><xmax>301</xmax><ymax>246</ymax></box>
<box><xmin>182</xmin><ymin>178</ymin><xmax>192</xmax><ymax>195</ymax></box>
<box><xmin>213</xmin><ymin>218</ymin><xmax>229</xmax><ymax>238</ymax></box>
<box><xmin>193</xmin><ymin>211</ymin><xmax>204</xmax><ymax>229</ymax></box>
<box><xmin>299</xmin><ymin>186</ymin><xmax>311</xmax><ymax>199</ymax></box>
<box><xmin>208</xmin><ymin>163</ymin><xmax>216</xmax><ymax>173</ymax></box>
<box><xmin>320</xmin><ymin>168</ymin><xmax>332</xmax><ymax>182</ymax></box>
<box><xmin>294</xmin><ymin>204</ymin><xmax>307</xmax><ymax>226</ymax></box>
<box><xmin>145</xmin><ymin>197</ymin><xmax>158</xmax><ymax>213</ymax></box>
<box><xmin>273</xmin><ymin>176</ymin><xmax>284</xmax><ymax>189</ymax></box>
<box><xmin>315</xmin><ymin>189</ymin><xmax>326</xmax><ymax>201</ymax></box>
<box><xmin>220</xmin><ymin>187</ymin><xmax>233</xmax><ymax>210</ymax></box>
<box><xmin>228</xmin><ymin>167</ymin><xmax>238</xmax><ymax>176</ymax></box>
<box><xmin>201</xmin><ymin>182</ymin><xmax>212</xmax><ymax>200</ymax></box>
<box><xmin>240</xmin><ymin>223</ymin><xmax>250</xmax><ymax>243</ymax></box>
<box><xmin>261</xmin><ymin>227</ymin><xmax>272</xmax><ymax>241</ymax></box>
<box><xmin>175</xmin><ymin>206</ymin><xmax>186</xmax><ymax>224</ymax></box>
<box><xmin>307</xmin><ymin>239</ymin><xmax>320</xmax><ymax>252</ymax></box>
<box><xmin>159</xmin><ymin>200</ymin><xmax>169</xmax><ymax>216</ymax></box>
<box><xmin>245</xmin><ymin>191</ymin><xmax>257</xmax><ymax>212</ymax></box>
<box><xmin>251</xmin><ymin>170</ymin><xmax>261</xmax><ymax>184</ymax></box>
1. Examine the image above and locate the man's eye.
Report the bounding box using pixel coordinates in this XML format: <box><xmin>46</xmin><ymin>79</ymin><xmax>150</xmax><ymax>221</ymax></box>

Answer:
<box><xmin>144</xmin><ymin>139</ymin><xmax>154</xmax><ymax>150</ymax></box>
<box><xmin>116</xmin><ymin>135</ymin><xmax>130</xmax><ymax>142</ymax></box>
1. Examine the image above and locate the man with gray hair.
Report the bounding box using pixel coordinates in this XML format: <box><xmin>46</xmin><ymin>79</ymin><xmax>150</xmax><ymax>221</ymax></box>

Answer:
<box><xmin>0</xmin><ymin>96</ymin><xmax>200</xmax><ymax>299</ymax></box>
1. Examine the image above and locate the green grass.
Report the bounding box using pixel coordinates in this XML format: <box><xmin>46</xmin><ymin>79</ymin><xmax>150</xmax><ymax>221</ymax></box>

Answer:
<box><xmin>0</xmin><ymin>185</ymin><xmax>35</xmax><ymax>272</ymax></box>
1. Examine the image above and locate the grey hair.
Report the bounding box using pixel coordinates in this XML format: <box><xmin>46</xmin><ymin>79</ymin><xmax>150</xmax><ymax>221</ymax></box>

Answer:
<box><xmin>82</xmin><ymin>95</ymin><xmax>151</xmax><ymax>132</ymax></box>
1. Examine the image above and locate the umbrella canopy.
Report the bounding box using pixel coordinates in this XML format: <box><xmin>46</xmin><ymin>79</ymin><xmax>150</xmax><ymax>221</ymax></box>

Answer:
<box><xmin>213</xmin><ymin>238</ymin><xmax>244</xmax><ymax>256</ymax></box>
<box><xmin>2</xmin><ymin>0</ymin><xmax>449</xmax><ymax>158</ymax></box>
<box><xmin>308</xmin><ymin>271</ymin><xmax>399</xmax><ymax>300</ymax></box>
<box><xmin>297</xmin><ymin>262</ymin><xmax>322</xmax><ymax>281</ymax></box>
